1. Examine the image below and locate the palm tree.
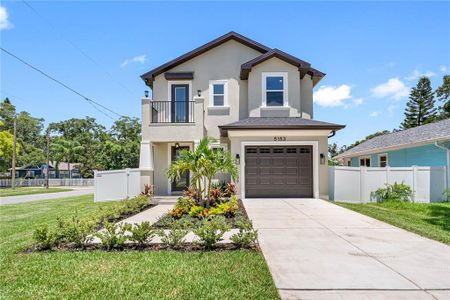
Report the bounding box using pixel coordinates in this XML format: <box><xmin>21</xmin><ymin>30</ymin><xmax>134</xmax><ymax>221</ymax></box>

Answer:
<box><xmin>51</xmin><ymin>139</ymin><xmax>84</xmax><ymax>179</ymax></box>
<box><xmin>167</xmin><ymin>137</ymin><xmax>238</xmax><ymax>207</ymax></box>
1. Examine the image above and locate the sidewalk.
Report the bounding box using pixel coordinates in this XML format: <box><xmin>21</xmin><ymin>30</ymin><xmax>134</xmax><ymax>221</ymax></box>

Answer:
<box><xmin>0</xmin><ymin>187</ymin><xmax>94</xmax><ymax>205</ymax></box>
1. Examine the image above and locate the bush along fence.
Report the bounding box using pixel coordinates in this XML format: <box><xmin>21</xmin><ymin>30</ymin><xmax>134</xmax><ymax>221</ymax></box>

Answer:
<box><xmin>329</xmin><ymin>166</ymin><xmax>448</xmax><ymax>203</ymax></box>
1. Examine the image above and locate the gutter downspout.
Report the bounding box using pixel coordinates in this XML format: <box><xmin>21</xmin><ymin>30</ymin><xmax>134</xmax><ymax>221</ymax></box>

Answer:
<box><xmin>434</xmin><ymin>141</ymin><xmax>450</xmax><ymax>193</ymax></box>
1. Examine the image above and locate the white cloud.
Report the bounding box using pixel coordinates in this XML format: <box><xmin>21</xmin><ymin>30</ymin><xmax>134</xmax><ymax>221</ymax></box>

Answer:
<box><xmin>387</xmin><ymin>104</ymin><xmax>399</xmax><ymax>116</ymax></box>
<box><xmin>353</xmin><ymin>98</ymin><xmax>364</xmax><ymax>106</ymax></box>
<box><xmin>369</xmin><ymin>111</ymin><xmax>380</xmax><ymax>117</ymax></box>
<box><xmin>441</xmin><ymin>66</ymin><xmax>448</xmax><ymax>74</ymax></box>
<box><xmin>0</xmin><ymin>6</ymin><xmax>12</xmax><ymax>30</ymax></box>
<box><xmin>371</xmin><ymin>78</ymin><xmax>409</xmax><ymax>100</ymax></box>
<box><xmin>405</xmin><ymin>69</ymin><xmax>436</xmax><ymax>81</ymax></box>
<box><xmin>313</xmin><ymin>84</ymin><xmax>352</xmax><ymax>107</ymax></box>
<box><xmin>120</xmin><ymin>54</ymin><xmax>147</xmax><ymax>67</ymax></box>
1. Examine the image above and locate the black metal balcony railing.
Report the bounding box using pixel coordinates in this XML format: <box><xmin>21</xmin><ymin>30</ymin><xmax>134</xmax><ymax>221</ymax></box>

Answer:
<box><xmin>151</xmin><ymin>101</ymin><xmax>195</xmax><ymax>123</ymax></box>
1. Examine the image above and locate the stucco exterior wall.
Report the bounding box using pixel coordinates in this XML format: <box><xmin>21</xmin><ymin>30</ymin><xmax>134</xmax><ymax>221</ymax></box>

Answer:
<box><xmin>153</xmin><ymin>143</ymin><xmax>169</xmax><ymax>195</ymax></box>
<box><xmin>300</xmin><ymin>75</ymin><xmax>314</xmax><ymax>119</ymax></box>
<box><xmin>227</xmin><ymin>131</ymin><xmax>330</xmax><ymax>199</ymax></box>
<box><xmin>152</xmin><ymin>40</ymin><xmax>262</xmax><ymax>139</ymax></box>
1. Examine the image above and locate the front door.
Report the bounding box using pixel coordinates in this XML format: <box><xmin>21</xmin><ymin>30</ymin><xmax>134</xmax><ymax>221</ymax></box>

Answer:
<box><xmin>171</xmin><ymin>84</ymin><xmax>189</xmax><ymax>123</ymax></box>
<box><xmin>171</xmin><ymin>146</ymin><xmax>190</xmax><ymax>192</ymax></box>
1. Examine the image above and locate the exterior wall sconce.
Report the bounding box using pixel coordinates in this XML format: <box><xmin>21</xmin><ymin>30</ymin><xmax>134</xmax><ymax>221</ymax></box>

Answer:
<box><xmin>175</xmin><ymin>143</ymin><xmax>180</xmax><ymax>149</ymax></box>
<box><xmin>197</xmin><ymin>90</ymin><xmax>202</xmax><ymax>97</ymax></box>
<box><xmin>235</xmin><ymin>154</ymin><xmax>240</xmax><ymax>165</ymax></box>
<box><xmin>320</xmin><ymin>153</ymin><xmax>325</xmax><ymax>165</ymax></box>
<box><xmin>144</xmin><ymin>90</ymin><xmax>149</xmax><ymax>98</ymax></box>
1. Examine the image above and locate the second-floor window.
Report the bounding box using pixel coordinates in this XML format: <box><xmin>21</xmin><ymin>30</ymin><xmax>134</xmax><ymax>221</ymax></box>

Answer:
<box><xmin>209</xmin><ymin>80</ymin><xmax>228</xmax><ymax>107</ymax></box>
<box><xmin>263</xmin><ymin>72</ymin><xmax>288</xmax><ymax>107</ymax></box>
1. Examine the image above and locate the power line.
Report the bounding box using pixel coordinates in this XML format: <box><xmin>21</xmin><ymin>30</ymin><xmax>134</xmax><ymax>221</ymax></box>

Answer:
<box><xmin>1</xmin><ymin>47</ymin><xmax>123</xmax><ymax>121</ymax></box>
<box><xmin>22</xmin><ymin>0</ymin><xmax>139</xmax><ymax>98</ymax></box>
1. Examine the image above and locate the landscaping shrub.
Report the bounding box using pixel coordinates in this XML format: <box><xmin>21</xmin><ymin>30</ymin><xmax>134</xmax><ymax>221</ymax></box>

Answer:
<box><xmin>95</xmin><ymin>221</ymin><xmax>131</xmax><ymax>250</ymax></box>
<box><xmin>157</xmin><ymin>219</ymin><xmax>189</xmax><ymax>249</ymax></box>
<box><xmin>224</xmin><ymin>183</ymin><xmax>236</xmax><ymax>197</ymax></box>
<box><xmin>189</xmin><ymin>205</ymin><xmax>210</xmax><ymax>218</ymax></box>
<box><xmin>57</xmin><ymin>213</ymin><xmax>96</xmax><ymax>248</ymax></box>
<box><xmin>230</xmin><ymin>217</ymin><xmax>258</xmax><ymax>248</ymax></box>
<box><xmin>33</xmin><ymin>225</ymin><xmax>58</xmax><ymax>250</ymax></box>
<box><xmin>373</xmin><ymin>182</ymin><xmax>413</xmax><ymax>202</ymax></box>
<box><xmin>128</xmin><ymin>221</ymin><xmax>155</xmax><ymax>248</ymax></box>
<box><xmin>194</xmin><ymin>216</ymin><xmax>231</xmax><ymax>250</ymax></box>
<box><xmin>210</xmin><ymin>196</ymin><xmax>239</xmax><ymax>217</ymax></box>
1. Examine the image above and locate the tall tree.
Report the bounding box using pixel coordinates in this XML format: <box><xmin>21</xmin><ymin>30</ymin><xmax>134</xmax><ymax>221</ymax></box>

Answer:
<box><xmin>51</xmin><ymin>139</ymin><xmax>84</xmax><ymax>179</ymax></box>
<box><xmin>401</xmin><ymin>76</ymin><xmax>437</xmax><ymax>129</ymax></box>
<box><xmin>435</xmin><ymin>75</ymin><xmax>450</xmax><ymax>120</ymax></box>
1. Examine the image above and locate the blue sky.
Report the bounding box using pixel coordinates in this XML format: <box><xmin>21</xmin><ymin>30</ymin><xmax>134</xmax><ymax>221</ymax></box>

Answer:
<box><xmin>1</xmin><ymin>1</ymin><xmax>449</xmax><ymax>147</ymax></box>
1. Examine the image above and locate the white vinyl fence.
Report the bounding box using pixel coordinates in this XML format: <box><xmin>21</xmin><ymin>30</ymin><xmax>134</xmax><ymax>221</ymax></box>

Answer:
<box><xmin>0</xmin><ymin>178</ymin><xmax>94</xmax><ymax>188</ymax></box>
<box><xmin>329</xmin><ymin>166</ymin><xmax>448</xmax><ymax>203</ymax></box>
<box><xmin>94</xmin><ymin>168</ymin><xmax>141</xmax><ymax>202</ymax></box>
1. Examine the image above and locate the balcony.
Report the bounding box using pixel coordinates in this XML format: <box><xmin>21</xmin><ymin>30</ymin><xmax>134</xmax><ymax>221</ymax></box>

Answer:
<box><xmin>151</xmin><ymin>101</ymin><xmax>195</xmax><ymax>123</ymax></box>
<box><xmin>142</xmin><ymin>97</ymin><xmax>205</xmax><ymax>142</ymax></box>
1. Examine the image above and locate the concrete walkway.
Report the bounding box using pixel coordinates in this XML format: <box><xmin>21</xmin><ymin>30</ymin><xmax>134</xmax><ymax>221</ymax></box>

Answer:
<box><xmin>243</xmin><ymin>198</ymin><xmax>450</xmax><ymax>300</ymax></box>
<box><xmin>0</xmin><ymin>187</ymin><xmax>94</xmax><ymax>205</ymax></box>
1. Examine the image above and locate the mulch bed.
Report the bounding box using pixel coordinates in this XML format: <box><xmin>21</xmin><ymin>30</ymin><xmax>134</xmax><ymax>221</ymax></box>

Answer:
<box><xmin>23</xmin><ymin>243</ymin><xmax>259</xmax><ymax>253</ymax></box>
<box><xmin>153</xmin><ymin>198</ymin><xmax>250</xmax><ymax>229</ymax></box>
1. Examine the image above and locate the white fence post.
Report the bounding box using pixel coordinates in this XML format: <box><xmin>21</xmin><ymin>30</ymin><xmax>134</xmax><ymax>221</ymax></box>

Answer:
<box><xmin>412</xmin><ymin>166</ymin><xmax>418</xmax><ymax>203</ymax></box>
<box><xmin>360</xmin><ymin>167</ymin><xmax>365</xmax><ymax>202</ymax></box>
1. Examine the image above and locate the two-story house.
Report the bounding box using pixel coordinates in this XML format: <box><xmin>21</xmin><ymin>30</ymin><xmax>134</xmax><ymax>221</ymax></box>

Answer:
<box><xmin>139</xmin><ymin>32</ymin><xmax>345</xmax><ymax>199</ymax></box>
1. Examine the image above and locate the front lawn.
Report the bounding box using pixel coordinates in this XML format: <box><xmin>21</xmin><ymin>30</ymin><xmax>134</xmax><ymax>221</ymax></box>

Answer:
<box><xmin>335</xmin><ymin>201</ymin><xmax>450</xmax><ymax>244</ymax></box>
<box><xmin>0</xmin><ymin>195</ymin><xmax>279</xmax><ymax>299</ymax></box>
<box><xmin>0</xmin><ymin>187</ymin><xmax>72</xmax><ymax>197</ymax></box>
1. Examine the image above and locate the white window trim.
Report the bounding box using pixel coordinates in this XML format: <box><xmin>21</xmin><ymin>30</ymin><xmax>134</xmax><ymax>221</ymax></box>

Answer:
<box><xmin>262</xmin><ymin>72</ymin><xmax>288</xmax><ymax>107</ymax></box>
<box><xmin>209</xmin><ymin>80</ymin><xmax>229</xmax><ymax>107</ymax></box>
<box><xmin>359</xmin><ymin>155</ymin><xmax>371</xmax><ymax>167</ymax></box>
<box><xmin>167</xmin><ymin>81</ymin><xmax>192</xmax><ymax>102</ymax></box>
<box><xmin>378</xmin><ymin>153</ymin><xmax>389</xmax><ymax>167</ymax></box>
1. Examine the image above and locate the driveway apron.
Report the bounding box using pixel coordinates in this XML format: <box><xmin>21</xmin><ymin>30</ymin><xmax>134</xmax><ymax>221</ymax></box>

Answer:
<box><xmin>243</xmin><ymin>198</ymin><xmax>450</xmax><ymax>299</ymax></box>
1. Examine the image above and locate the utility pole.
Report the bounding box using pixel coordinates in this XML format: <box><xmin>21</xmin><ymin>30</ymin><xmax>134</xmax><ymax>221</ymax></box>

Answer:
<box><xmin>45</xmin><ymin>135</ymin><xmax>50</xmax><ymax>189</ymax></box>
<box><xmin>11</xmin><ymin>116</ymin><xmax>17</xmax><ymax>189</ymax></box>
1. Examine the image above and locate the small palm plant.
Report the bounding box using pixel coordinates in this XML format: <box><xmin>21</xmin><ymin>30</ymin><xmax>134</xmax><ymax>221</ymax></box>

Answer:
<box><xmin>167</xmin><ymin>137</ymin><xmax>238</xmax><ymax>207</ymax></box>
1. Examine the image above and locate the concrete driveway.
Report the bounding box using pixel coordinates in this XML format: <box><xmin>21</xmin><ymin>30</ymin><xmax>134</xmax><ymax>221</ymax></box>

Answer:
<box><xmin>243</xmin><ymin>198</ymin><xmax>450</xmax><ymax>300</ymax></box>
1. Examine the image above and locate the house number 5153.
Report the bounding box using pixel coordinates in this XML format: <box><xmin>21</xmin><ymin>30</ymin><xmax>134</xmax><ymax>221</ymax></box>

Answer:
<box><xmin>273</xmin><ymin>136</ymin><xmax>286</xmax><ymax>141</ymax></box>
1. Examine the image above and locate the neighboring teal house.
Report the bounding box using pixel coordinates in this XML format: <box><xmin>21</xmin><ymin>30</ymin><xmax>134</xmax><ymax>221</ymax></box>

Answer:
<box><xmin>335</xmin><ymin>119</ymin><xmax>450</xmax><ymax>169</ymax></box>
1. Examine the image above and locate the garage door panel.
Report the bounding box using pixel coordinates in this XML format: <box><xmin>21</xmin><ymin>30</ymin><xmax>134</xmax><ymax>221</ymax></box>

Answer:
<box><xmin>245</xmin><ymin>145</ymin><xmax>312</xmax><ymax>198</ymax></box>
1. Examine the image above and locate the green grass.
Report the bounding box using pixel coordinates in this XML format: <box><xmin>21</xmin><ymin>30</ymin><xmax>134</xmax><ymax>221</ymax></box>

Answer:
<box><xmin>0</xmin><ymin>187</ymin><xmax>72</xmax><ymax>197</ymax></box>
<box><xmin>335</xmin><ymin>201</ymin><xmax>450</xmax><ymax>244</ymax></box>
<box><xmin>0</xmin><ymin>195</ymin><xmax>279</xmax><ymax>299</ymax></box>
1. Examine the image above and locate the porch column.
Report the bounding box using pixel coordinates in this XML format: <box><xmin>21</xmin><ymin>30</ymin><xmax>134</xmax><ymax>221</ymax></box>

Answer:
<box><xmin>139</xmin><ymin>140</ymin><xmax>154</xmax><ymax>192</ymax></box>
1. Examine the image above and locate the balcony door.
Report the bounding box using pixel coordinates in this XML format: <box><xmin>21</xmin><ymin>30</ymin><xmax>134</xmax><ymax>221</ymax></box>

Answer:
<box><xmin>171</xmin><ymin>84</ymin><xmax>189</xmax><ymax>123</ymax></box>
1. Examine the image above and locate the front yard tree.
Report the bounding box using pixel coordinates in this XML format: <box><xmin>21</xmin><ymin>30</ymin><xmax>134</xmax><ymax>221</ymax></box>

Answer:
<box><xmin>51</xmin><ymin>138</ymin><xmax>84</xmax><ymax>179</ymax></box>
<box><xmin>401</xmin><ymin>76</ymin><xmax>437</xmax><ymax>129</ymax></box>
<box><xmin>435</xmin><ymin>75</ymin><xmax>450</xmax><ymax>120</ymax></box>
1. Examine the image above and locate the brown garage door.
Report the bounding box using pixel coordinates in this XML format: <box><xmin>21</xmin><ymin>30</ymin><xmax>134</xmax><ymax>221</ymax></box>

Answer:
<box><xmin>245</xmin><ymin>146</ymin><xmax>313</xmax><ymax>198</ymax></box>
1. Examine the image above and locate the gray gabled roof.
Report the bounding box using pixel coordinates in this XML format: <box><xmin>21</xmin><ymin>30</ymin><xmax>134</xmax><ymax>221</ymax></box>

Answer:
<box><xmin>219</xmin><ymin>117</ymin><xmax>345</xmax><ymax>137</ymax></box>
<box><xmin>141</xmin><ymin>31</ymin><xmax>325</xmax><ymax>87</ymax></box>
<box><xmin>335</xmin><ymin>118</ymin><xmax>450</xmax><ymax>159</ymax></box>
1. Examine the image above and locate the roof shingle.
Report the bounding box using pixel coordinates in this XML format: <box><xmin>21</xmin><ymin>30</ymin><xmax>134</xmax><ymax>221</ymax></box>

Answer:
<box><xmin>335</xmin><ymin>119</ymin><xmax>450</xmax><ymax>159</ymax></box>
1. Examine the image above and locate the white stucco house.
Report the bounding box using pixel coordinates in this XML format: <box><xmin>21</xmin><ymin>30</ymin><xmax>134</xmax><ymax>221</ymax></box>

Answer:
<box><xmin>139</xmin><ymin>31</ymin><xmax>345</xmax><ymax>199</ymax></box>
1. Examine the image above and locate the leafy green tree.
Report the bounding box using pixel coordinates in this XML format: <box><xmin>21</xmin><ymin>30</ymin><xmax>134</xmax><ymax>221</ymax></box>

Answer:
<box><xmin>401</xmin><ymin>76</ymin><xmax>437</xmax><ymax>129</ymax></box>
<box><xmin>0</xmin><ymin>120</ymin><xmax>21</xmax><ymax>172</ymax></box>
<box><xmin>343</xmin><ymin>130</ymin><xmax>391</xmax><ymax>152</ymax></box>
<box><xmin>51</xmin><ymin>139</ymin><xmax>84</xmax><ymax>179</ymax></box>
<box><xmin>435</xmin><ymin>75</ymin><xmax>450</xmax><ymax>120</ymax></box>
<box><xmin>109</xmin><ymin>117</ymin><xmax>141</xmax><ymax>168</ymax></box>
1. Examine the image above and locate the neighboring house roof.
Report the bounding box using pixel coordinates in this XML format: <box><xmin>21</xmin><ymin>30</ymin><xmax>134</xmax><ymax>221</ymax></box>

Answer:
<box><xmin>8</xmin><ymin>163</ymin><xmax>53</xmax><ymax>171</ymax></box>
<box><xmin>141</xmin><ymin>31</ymin><xmax>324</xmax><ymax>87</ymax></box>
<box><xmin>219</xmin><ymin>117</ymin><xmax>345</xmax><ymax>137</ymax></box>
<box><xmin>50</xmin><ymin>161</ymin><xmax>80</xmax><ymax>171</ymax></box>
<box><xmin>335</xmin><ymin>118</ymin><xmax>450</xmax><ymax>159</ymax></box>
